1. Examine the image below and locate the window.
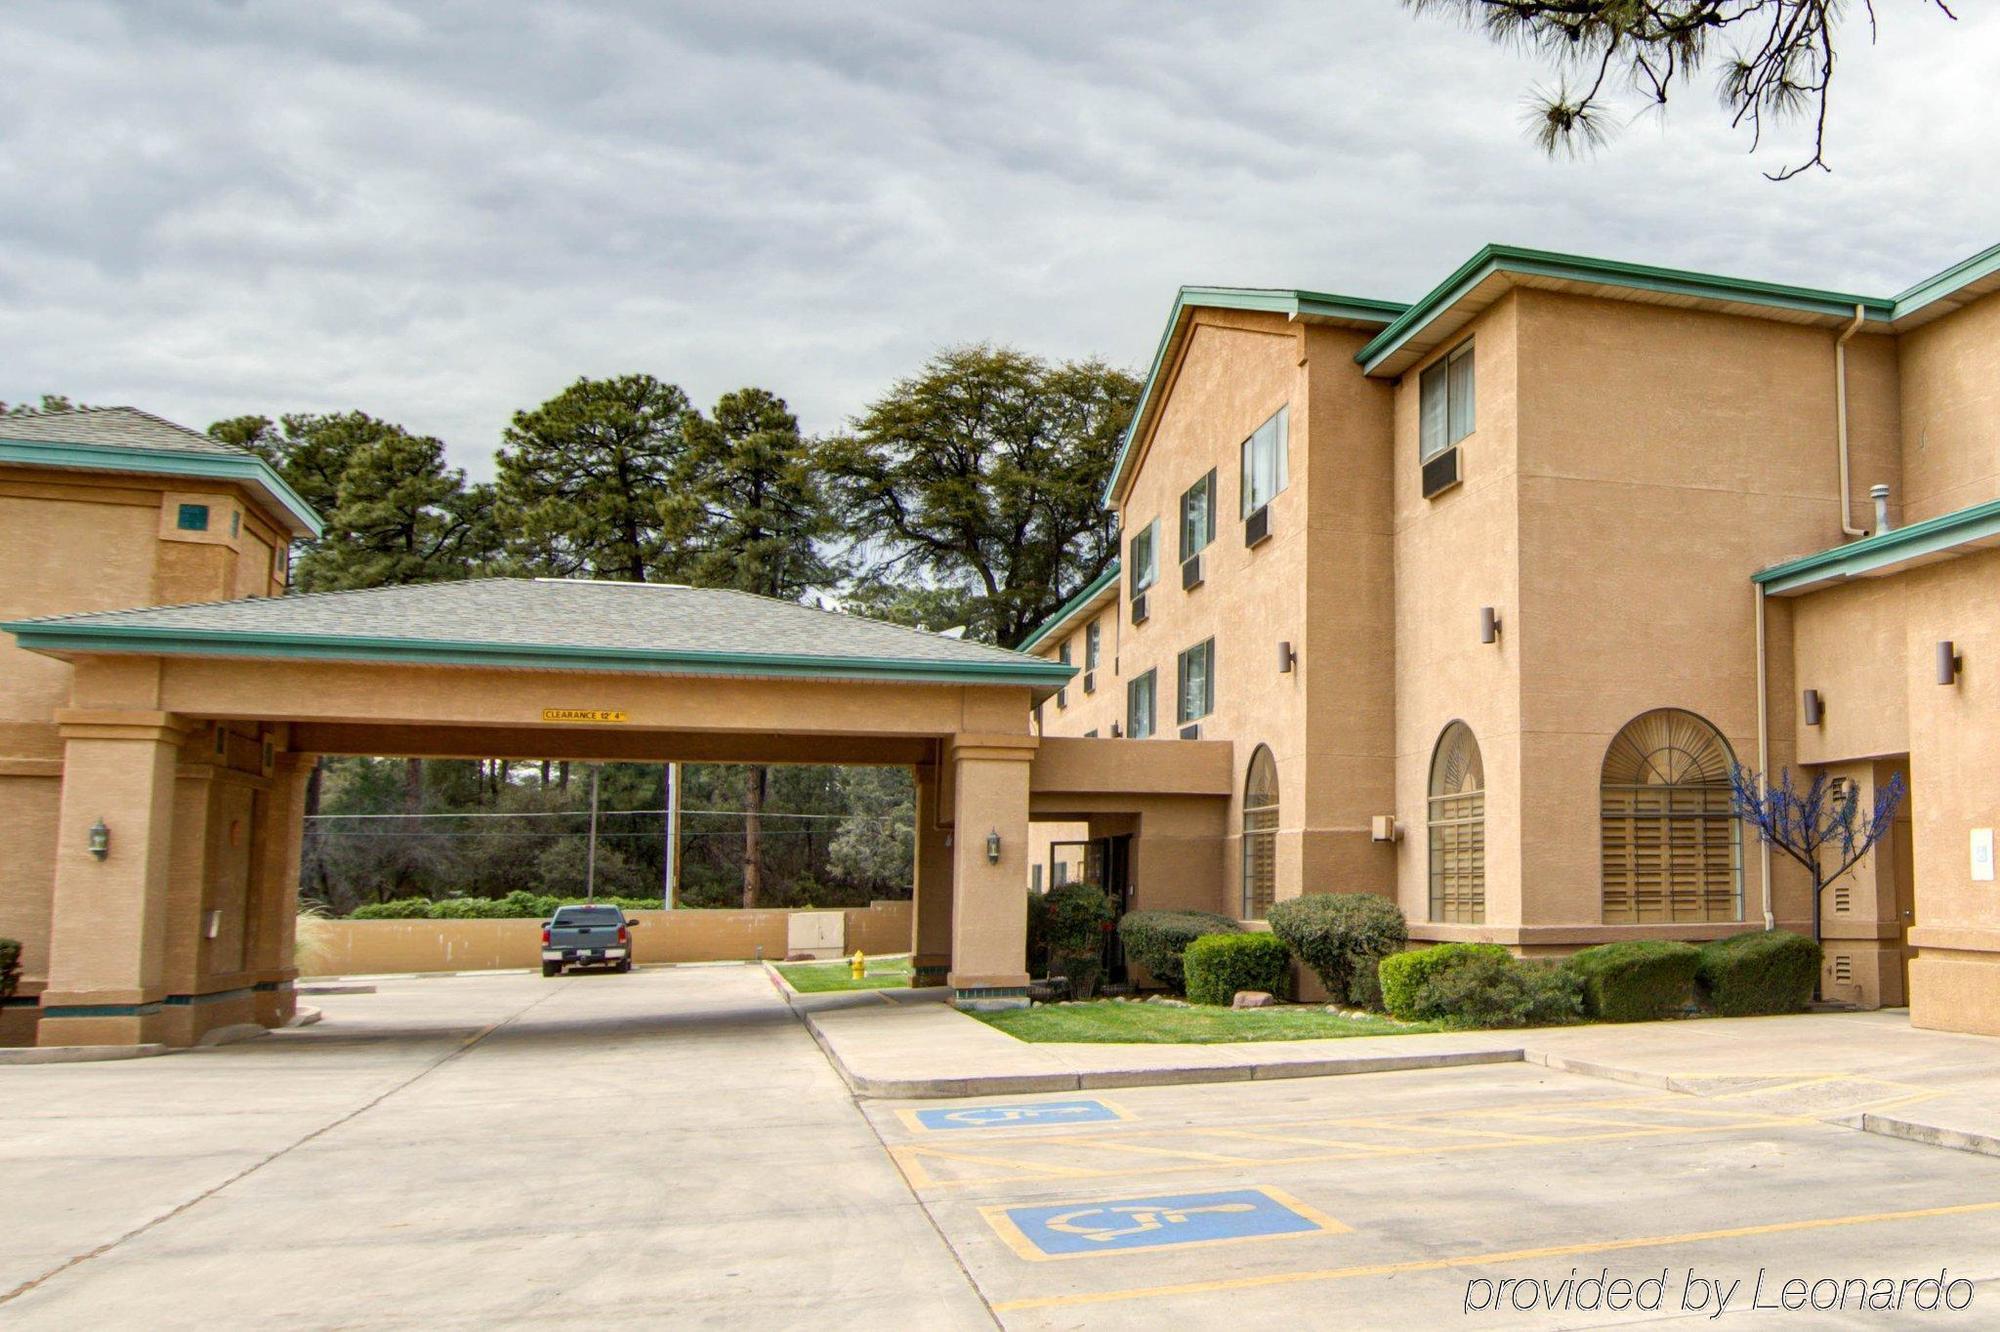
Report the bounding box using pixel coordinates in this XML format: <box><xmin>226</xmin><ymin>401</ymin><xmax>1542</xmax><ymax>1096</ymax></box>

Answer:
<box><xmin>1128</xmin><ymin>520</ymin><xmax>1159</xmax><ymax>594</ymax></box>
<box><xmin>1601</xmin><ymin>709</ymin><xmax>1742</xmax><ymax>923</ymax></box>
<box><xmin>1420</xmin><ymin>341</ymin><xmax>1475</xmax><ymax>460</ymax></box>
<box><xmin>1180</xmin><ymin>469</ymin><xmax>1216</xmax><ymax>561</ymax></box>
<box><xmin>1428</xmin><ymin>722</ymin><xmax>1486</xmax><ymax>923</ymax></box>
<box><xmin>229</xmin><ymin>510</ymin><xmax>241</xmax><ymax>537</ymax></box>
<box><xmin>1242</xmin><ymin>745</ymin><xmax>1279</xmax><ymax>918</ymax></box>
<box><xmin>1032</xmin><ymin>864</ymin><xmax>1044</xmax><ymax>892</ymax></box>
<box><xmin>176</xmin><ymin>503</ymin><xmax>210</xmax><ymax>532</ymax></box>
<box><xmin>1240</xmin><ymin>405</ymin><xmax>1290</xmax><ymax>517</ymax></box>
<box><xmin>1126</xmin><ymin>669</ymin><xmax>1157</xmax><ymax>740</ymax></box>
<box><xmin>1056</xmin><ymin>642</ymin><xmax>1070</xmax><ymax>709</ymax></box>
<box><xmin>1085</xmin><ymin>619</ymin><xmax>1101</xmax><ymax>674</ymax></box>
<box><xmin>1177</xmin><ymin>638</ymin><xmax>1214</xmax><ymax>724</ymax></box>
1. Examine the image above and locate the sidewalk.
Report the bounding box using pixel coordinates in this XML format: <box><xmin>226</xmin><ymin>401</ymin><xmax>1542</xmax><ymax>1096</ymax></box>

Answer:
<box><xmin>796</xmin><ymin>990</ymin><xmax>2000</xmax><ymax>1161</ymax></box>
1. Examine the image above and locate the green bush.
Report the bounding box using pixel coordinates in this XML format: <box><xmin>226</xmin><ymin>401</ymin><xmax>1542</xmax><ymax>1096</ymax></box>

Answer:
<box><xmin>349</xmin><ymin>897</ymin><xmax>437</xmax><ymax>919</ymax></box>
<box><xmin>348</xmin><ymin>893</ymin><xmax>653</xmax><ymax>920</ymax></box>
<box><xmin>1183</xmin><ymin>932</ymin><xmax>1291</xmax><ymax>1006</ymax></box>
<box><xmin>0</xmin><ymin>937</ymin><xmax>19</xmax><ymax>1001</ymax></box>
<box><xmin>1025</xmin><ymin>890</ymin><xmax>1050</xmax><ymax>978</ymax></box>
<box><xmin>1698</xmin><ymin>930</ymin><xmax>1822</xmax><ymax>1016</ymax></box>
<box><xmin>1378</xmin><ymin>943</ymin><xmax>1511</xmax><ymax>1020</ymax></box>
<box><xmin>1565</xmin><ymin>940</ymin><xmax>1701</xmax><ymax>1022</ymax></box>
<box><xmin>1409</xmin><ymin>952</ymin><xmax>1582</xmax><ymax>1028</ymax></box>
<box><xmin>1043</xmin><ymin>883</ymin><xmax>1115</xmax><ymax>999</ymax></box>
<box><xmin>1266</xmin><ymin>893</ymin><xmax>1408</xmax><ymax>1008</ymax></box>
<box><xmin>1119</xmin><ymin>910</ymin><xmax>1242</xmax><ymax>990</ymax></box>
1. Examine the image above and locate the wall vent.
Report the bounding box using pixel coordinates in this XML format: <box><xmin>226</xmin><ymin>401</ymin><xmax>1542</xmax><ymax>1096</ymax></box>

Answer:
<box><xmin>1178</xmin><ymin>723</ymin><xmax>1202</xmax><ymax>740</ymax></box>
<box><xmin>1082</xmin><ymin>670</ymin><xmax>1095</xmax><ymax>694</ymax></box>
<box><xmin>1181</xmin><ymin>553</ymin><xmax>1205</xmax><ymax>590</ymax></box>
<box><xmin>1244</xmin><ymin>505</ymin><xmax>1271</xmax><ymax>547</ymax></box>
<box><xmin>1131</xmin><ymin>592</ymin><xmax>1149</xmax><ymax>625</ymax></box>
<box><xmin>1422</xmin><ymin>446</ymin><xmax>1461</xmax><ymax>499</ymax></box>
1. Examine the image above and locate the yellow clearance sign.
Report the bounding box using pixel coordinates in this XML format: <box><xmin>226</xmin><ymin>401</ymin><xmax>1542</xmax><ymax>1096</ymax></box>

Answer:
<box><xmin>539</xmin><ymin>708</ymin><xmax>629</xmax><ymax>724</ymax></box>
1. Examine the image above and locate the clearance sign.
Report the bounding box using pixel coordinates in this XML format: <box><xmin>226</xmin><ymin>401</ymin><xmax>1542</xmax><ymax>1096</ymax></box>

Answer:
<box><xmin>539</xmin><ymin>708</ymin><xmax>628</xmax><ymax>724</ymax></box>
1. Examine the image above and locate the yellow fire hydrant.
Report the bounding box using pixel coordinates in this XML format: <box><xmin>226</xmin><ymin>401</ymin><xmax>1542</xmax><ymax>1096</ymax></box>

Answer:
<box><xmin>850</xmin><ymin>949</ymin><xmax>867</xmax><ymax>980</ymax></box>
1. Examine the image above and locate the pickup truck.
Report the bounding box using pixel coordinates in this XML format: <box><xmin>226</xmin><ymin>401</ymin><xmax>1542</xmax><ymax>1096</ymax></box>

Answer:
<box><xmin>541</xmin><ymin>904</ymin><xmax>639</xmax><ymax>976</ymax></box>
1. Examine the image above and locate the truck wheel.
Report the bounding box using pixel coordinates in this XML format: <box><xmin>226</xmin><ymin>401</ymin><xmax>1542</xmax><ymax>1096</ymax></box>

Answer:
<box><xmin>616</xmin><ymin>959</ymin><xmax>633</xmax><ymax>974</ymax></box>
<box><xmin>542</xmin><ymin>962</ymin><xmax>560</xmax><ymax>978</ymax></box>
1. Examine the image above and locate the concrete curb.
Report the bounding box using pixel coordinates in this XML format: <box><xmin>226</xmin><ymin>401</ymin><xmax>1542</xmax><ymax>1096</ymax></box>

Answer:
<box><xmin>298</xmin><ymin>983</ymin><xmax>376</xmax><ymax>996</ymax></box>
<box><xmin>0</xmin><ymin>1043</ymin><xmax>170</xmax><ymax>1065</ymax></box>
<box><xmin>1844</xmin><ymin>1112</ymin><xmax>2000</xmax><ymax>1160</ymax></box>
<box><xmin>1521</xmin><ymin>1050</ymin><xmax>1690</xmax><ymax>1093</ymax></box>
<box><xmin>802</xmin><ymin>1005</ymin><xmax>1525</xmax><ymax>1099</ymax></box>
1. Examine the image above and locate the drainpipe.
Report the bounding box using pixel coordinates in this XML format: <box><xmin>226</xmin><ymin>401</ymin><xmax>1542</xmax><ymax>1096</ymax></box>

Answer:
<box><xmin>1753</xmin><ymin>584</ymin><xmax>1775</xmax><ymax>931</ymax></box>
<box><xmin>1835</xmin><ymin>305</ymin><xmax>1868</xmax><ymax>539</ymax></box>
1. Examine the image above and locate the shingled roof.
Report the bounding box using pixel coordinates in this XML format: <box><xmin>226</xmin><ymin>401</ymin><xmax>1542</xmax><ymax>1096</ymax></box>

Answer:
<box><xmin>0</xmin><ymin>407</ymin><xmax>322</xmax><ymax>536</ymax></box>
<box><xmin>3</xmin><ymin>578</ymin><xmax>1074</xmax><ymax>693</ymax></box>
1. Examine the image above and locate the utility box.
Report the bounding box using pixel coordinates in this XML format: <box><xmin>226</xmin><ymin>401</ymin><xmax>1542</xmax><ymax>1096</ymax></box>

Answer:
<box><xmin>787</xmin><ymin>910</ymin><xmax>846</xmax><ymax>960</ymax></box>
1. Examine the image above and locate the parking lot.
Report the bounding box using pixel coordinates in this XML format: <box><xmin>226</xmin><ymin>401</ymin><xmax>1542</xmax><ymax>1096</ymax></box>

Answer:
<box><xmin>5</xmin><ymin>967</ymin><xmax>2000</xmax><ymax>1327</ymax></box>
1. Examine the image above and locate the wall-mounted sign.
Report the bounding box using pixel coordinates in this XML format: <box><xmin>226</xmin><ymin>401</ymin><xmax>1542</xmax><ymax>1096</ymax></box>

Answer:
<box><xmin>540</xmin><ymin>708</ymin><xmax>628</xmax><ymax>724</ymax></box>
<box><xmin>1973</xmin><ymin>828</ymin><xmax>1994</xmax><ymax>882</ymax></box>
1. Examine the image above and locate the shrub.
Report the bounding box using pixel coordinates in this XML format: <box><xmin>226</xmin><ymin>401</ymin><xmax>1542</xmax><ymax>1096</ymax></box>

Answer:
<box><xmin>1183</xmin><ymin>932</ymin><xmax>1291</xmax><ymax>1006</ymax></box>
<box><xmin>1266</xmin><ymin>893</ymin><xmax>1408</xmax><ymax>1008</ymax></box>
<box><xmin>1565</xmin><ymin>940</ymin><xmax>1701</xmax><ymax>1022</ymax></box>
<box><xmin>1378</xmin><ymin>943</ymin><xmax>1511</xmax><ymax>1020</ymax></box>
<box><xmin>1025</xmin><ymin>890</ymin><xmax>1050</xmax><ymax>978</ymax></box>
<box><xmin>1043</xmin><ymin>882</ymin><xmax>1115</xmax><ymax>998</ymax></box>
<box><xmin>349</xmin><ymin>897</ymin><xmax>438</xmax><ymax>920</ymax></box>
<box><xmin>1119</xmin><ymin>910</ymin><xmax>1242</xmax><ymax>990</ymax></box>
<box><xmin>1697</xmin><ymin>930</ymin><xmax>1822</xmax><ymax>1016</ymax></box>
<box><xmin>0</xmin><ymin>937</ymin><xmax>19</xmax><ymax>1001</ymax></box>
<box><xmin>1409</xmin><ymin>952</ymin><xmax>1582</xmax><ymax>1029</ymax></box>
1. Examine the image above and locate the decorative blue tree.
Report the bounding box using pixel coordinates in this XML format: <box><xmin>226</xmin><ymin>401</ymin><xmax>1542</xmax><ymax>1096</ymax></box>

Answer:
<box><xmin>1728</xmin><ymin>764</ymin><xmax>1907</xmax><ymax>948</ymax></box>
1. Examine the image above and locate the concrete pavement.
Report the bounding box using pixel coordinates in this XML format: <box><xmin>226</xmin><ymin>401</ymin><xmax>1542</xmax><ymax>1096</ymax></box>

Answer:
<box><xmin>0</xmin><ymin>966</ymin><xmax>992</xmax><ymax>1329</ymax></box>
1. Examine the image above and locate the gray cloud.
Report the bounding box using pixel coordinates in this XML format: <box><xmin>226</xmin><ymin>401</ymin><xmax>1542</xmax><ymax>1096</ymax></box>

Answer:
<box><xmin>0</xmin><ymin>1</ymin><xmax>1991</xmax><ymax>476</ymax></box>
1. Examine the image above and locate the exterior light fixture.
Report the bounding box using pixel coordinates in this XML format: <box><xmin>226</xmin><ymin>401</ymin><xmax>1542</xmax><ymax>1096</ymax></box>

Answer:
<box><xmin>1938</xmin><ymin>641</ymin><xmax>1962</xmax><ymax>686</ymax></box>
<box><xmin>1277</xmin><ymin>641</ymin><xmax>1296</xmax><ymax>673</ymax></box>
<box><xmin>1479</xmin><ymin>606</ymin><xmax>1502</xmax><ymax>644</ymax></box>
<box><xmin>1803</xmin><ymin>689</ymin><xmax>1825</xmax><ymax>726</ymax></box>
<box><xmin>88</xmin><ymin>819</ymin><xmax>110</xmax><ymax>860</ymax></box>
<box><xmin>985</xmin><ymin>830</ymin><xmax>1002</xmax><ymax>865</ymax></box>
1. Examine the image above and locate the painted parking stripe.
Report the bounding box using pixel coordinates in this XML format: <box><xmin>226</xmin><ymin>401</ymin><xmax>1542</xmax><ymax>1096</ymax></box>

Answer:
<box><xmin>982</xmin><ymin>1186</ymin><xmax>1347</xmax><ymax>1261</ymax></box>
<box><xmin>901</xmin><ymin>1098</ymin><xmax>1131</xmax><ymax>1132</ymax></box>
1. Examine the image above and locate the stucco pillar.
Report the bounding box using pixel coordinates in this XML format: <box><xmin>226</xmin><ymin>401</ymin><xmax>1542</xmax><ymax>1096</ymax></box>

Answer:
<box><xmin>946</xmin><ymin>737</ymin><xmax>1035</xmax><ymax>1010</ymax></box>
<box><xmin>38</xmin><ymin>710</ymin><xmax>192</xmax><ymax>1047</ymax></box>
<box><xmin>909</xmin><ymin>761</ymin><xmax>954</xmax><ymax>987</ymax></box>
<box><xmin>249</xmin><ymin>750</ymin><xmax>314</xmax><ymax>1027</ymax></box>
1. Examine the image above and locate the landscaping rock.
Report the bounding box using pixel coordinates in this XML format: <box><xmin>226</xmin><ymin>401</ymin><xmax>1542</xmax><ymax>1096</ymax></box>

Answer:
<box><xmin>1231</xmin><ymin>990</ymin><xmax>1275</xmax><ymax>1009</ymax></box>
<box><xmin>1145</xmin><ymin>994</ymin><xmax>1191</xmax><ymax>1008</ymax></box>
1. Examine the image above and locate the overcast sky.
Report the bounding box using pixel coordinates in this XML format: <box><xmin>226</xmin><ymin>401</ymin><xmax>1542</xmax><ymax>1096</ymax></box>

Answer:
<box><xmin>0</xmin><ymin>1</ymin><xmax>1992</xmax><ymax>477</ymax></box>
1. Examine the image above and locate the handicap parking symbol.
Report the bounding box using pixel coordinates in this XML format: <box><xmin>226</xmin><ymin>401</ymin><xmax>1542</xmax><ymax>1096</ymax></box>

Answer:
<box><xmin>908</xmin><ymin>1098</ymin><xmax>1126</xmax><ymax>1131</ymax></box>
<box><xmin>986</xmin><ymin>1187</ymin><xmax>1346</xmax><ymax>1260</ymax></box>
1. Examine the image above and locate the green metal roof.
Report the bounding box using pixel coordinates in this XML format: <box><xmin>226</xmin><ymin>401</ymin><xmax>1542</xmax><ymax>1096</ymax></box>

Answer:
<box><xmin>1102</xmin><ymin>286</ymin><xmax>1407</xmax><ymax>506</ymax></box>
<box><xmin>1754</xmin><ymin>497</ymin><xmax>2000</xmax><ymax>596</ymax></box>
<box><xmin>1015</xmin><ymin>562</ymin><xmax>1121</xmax><ymax>653</ymax></box>
<box><xmin>0</xmin><ymin>407</ymin><xmax>323</xmax><ymax>537</ymax></box>
<box><xmin>3</xmin><ymin>578</ymin><xmax>1075</xmax><ymax>693</ymax></box>
<box><xmin>1355</xmin><ymin>244</ymin><xmax>1896</xmax><ymax>377</ymax></box>
<box><xmin>1888</xmin><ymin>241</ymin><xmax>2000</xmax><ymax>329</ymax></box>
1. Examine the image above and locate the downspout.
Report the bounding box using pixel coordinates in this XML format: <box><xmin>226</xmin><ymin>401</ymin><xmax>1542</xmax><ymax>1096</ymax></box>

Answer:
<box><xmin>1835</xmin><ymin>304</ymin><xmax>1868</xmax><ymax>539</ymax></box>
<box><xmin>1753</xmin><ymin>583</ymin><xmax>1775</xmax><ymax>932</ymax></box>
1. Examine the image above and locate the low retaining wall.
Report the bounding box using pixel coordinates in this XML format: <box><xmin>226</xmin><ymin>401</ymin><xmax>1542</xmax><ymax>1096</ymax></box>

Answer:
<box><xmin>300</xmin><ymin>901</ymin><xmax>913</xmax><ymax>976</ymax></box>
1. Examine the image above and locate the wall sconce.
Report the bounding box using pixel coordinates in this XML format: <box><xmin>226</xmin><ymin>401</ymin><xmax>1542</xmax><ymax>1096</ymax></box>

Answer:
<box><xmin>1479</xmin><ymin>606</ymin><xmax>1502</xmax><ymax>644</ymax></box>
<box><xmin>1803</xmin><ymin>689</ymin><xmax>1825</xmax><ymax>726</ymax></box>
<box><xmin>1110</xmin><ymin>721</ymin><xmax>1123</xmax><ymax>738</ymax></box>
<box><xmin>88</xmin><ymin>818</ymin><xmax>110</xmax><ymax>860</ymax></box>
<box><xmin>1277</xmin><ymin>641</ymin><xmax>1296</xmax><ymax>673</ymax></box>
<box><xmin>985</xmin><ymin>830</ymin><xmax>1002</xmax><ymax>865</ymax></box>
<box><xmin>1938</xmin><ymin>641</ymin><xmax>1962</xmax><ymax>686</ymax></box>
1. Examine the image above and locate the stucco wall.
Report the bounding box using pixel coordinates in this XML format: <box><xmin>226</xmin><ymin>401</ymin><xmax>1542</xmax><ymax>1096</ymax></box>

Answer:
<box><xmin>298</xmin><ymin>901</ymin><xmax>915</xmax><ymax>976</ymax></box>
<box><xmin>1898</xmin><ymin>289</ymin><xmax>2000</xmax><ymax>524</ymax></box>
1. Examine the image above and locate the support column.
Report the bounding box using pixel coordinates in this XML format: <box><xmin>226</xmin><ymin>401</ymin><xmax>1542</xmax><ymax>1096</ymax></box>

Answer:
<box><xmin>909</xmin><ymin>761</ymin><xmax>954</xmax><ymax>987</ymax></box>
<box><xmin>248</xmin><ymin>750</ymin><xmax>314</xmax><ymax>1027</ymax></box>
<box><xmin>946</xmin><ymin>736</ymin><xmax>1035</xmax><ymax>1010</ymax></box>
<box><xmin>38</xmin><ymin>711</ymin><xmax>191</xmax><ymax>1047</ymax></box>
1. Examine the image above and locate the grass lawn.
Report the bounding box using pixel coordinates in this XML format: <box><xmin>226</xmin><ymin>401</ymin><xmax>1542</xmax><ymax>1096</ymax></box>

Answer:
<box><xmin>974</xmin><ymin>1000</ymin><xmax>1438</xmax><ymax>1044</ymax></box>
<box><xmin>774</xmin><ymin>954</ymin><xmax>914</xmax><ymax>993</ymax></box>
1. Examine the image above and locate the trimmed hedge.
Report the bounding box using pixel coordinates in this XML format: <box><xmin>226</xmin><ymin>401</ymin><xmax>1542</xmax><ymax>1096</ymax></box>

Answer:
<box><xmin>1565</xmin><ymin>940</ymin><xmax>1701</xmax><ymax>1022</ymax></box>
<box><xmin>1409</xmin><ymin>953</ymin><xmax>1582</xmax><ymax>1029</ymax></box>
<box><xmin>1266</xmin><ymin>893</ymin><xmax>1408</xmax><ymax>1008</ymax></box>
<box><xmin>348</xmin><ymin>892</ymin><xmax>660</xmax><ymax>920</ymax></box>
<box><xmin>0</xmin><ymin>937</ymin><xmax>19</xmax><ymax>1002</ymax></box>
<box><xmin>1184</xmin><ymin>933</ymin><xmax>1291</xmax><ymax>1006</ymax></box>
<box><xmin>1379</xmin><ymin>943</ymin><xmax>1511</xmax><ymax>1020</ymax></box>
<box><xmin>1698</xmin><ymin>930</ymin><xmax>1822</xmax><ymax>1016</ymax></box>
<box><xmin>1119</xmin><ymin>910</ymin><xmax>1242</xmax><ymax>990</ymax></box>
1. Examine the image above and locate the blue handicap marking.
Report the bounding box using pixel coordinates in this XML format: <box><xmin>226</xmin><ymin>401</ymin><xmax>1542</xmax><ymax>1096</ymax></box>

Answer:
<box><xmin>993</xmin><ymin>1187</ymin><xmax>1339</xmax><ymax>1258</ymax></box>
<box><xmin>913</xmin><ymin>1099</ymin><xmax>1122</xmax><ymax>1131</ymax></box>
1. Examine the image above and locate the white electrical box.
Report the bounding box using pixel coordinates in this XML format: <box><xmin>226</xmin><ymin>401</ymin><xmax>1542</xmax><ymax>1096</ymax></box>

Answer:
<box><xmin>786</xmin><ymin>910</ymin><xmax>846</xmax><ymax>960</ymax></box>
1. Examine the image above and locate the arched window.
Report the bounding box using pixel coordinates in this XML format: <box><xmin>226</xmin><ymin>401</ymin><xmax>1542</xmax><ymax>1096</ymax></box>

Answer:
<box><xmin>1428</xmin><ymin>722</ymin><xmax>1485</xmax><ymax>923</ymax></box>
<box><xmin>1601</xmin><ymin>709</ymin><xmax>1742</xmax><ymax>923</ymax></box>
<box><xmin>1241</xmin><ymin>746</ymin><xmax>1279</xmax><ymax>919</ymax></box>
